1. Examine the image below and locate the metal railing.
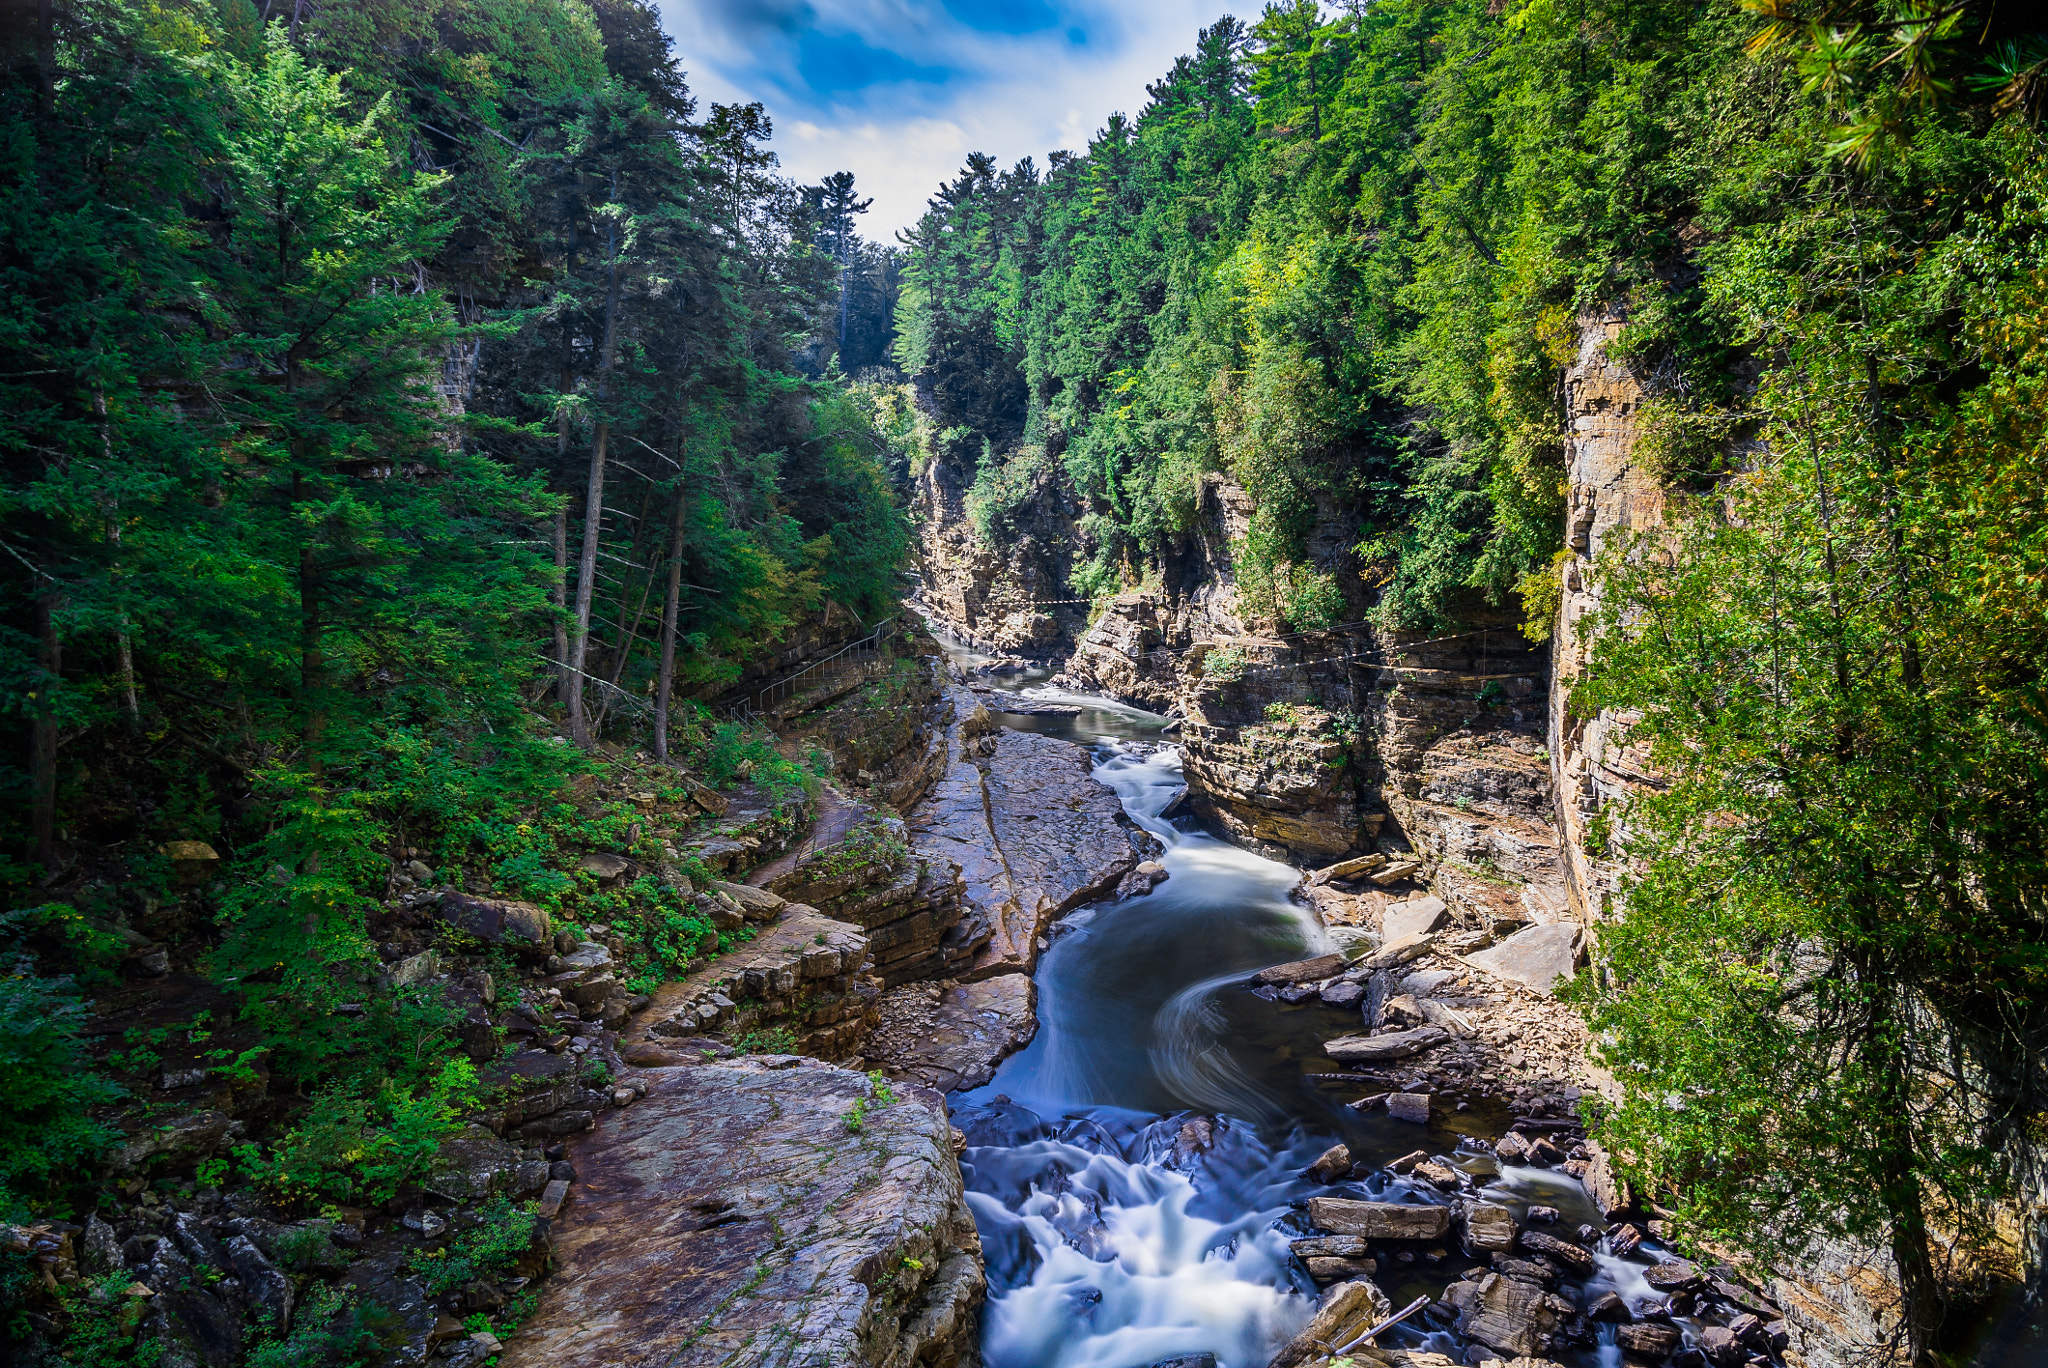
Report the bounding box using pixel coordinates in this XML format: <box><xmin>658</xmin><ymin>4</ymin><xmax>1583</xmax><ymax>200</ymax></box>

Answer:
<box><xmin>718</xmin><ymin>617</ymin><xmax>897</xmax><ymax>722</ymax></box>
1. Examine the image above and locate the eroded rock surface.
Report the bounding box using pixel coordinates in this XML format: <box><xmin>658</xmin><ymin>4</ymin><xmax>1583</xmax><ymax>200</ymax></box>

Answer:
<box><xmin>500</xmin><ymin>1056</ymin><xmax>983</xmax><ymax>1368</ymax></box>
<box><xmin>864</xmin><ymin>974</ymin><xmax>1038</xmax><ymax>1093</ymax></box>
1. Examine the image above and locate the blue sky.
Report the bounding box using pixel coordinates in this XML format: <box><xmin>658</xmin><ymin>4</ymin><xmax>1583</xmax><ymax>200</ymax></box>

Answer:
<box><xmin>657</xmin><ymin>0</ymin><xmax>1229</xmax><ymax>237</ymax></box>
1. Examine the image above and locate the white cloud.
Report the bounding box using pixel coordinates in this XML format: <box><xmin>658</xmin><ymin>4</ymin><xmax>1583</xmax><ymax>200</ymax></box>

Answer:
<box><xmin>656</xmin><ymin>0</ymin><xmax>1231</xmax><ymax>237</ymax></box>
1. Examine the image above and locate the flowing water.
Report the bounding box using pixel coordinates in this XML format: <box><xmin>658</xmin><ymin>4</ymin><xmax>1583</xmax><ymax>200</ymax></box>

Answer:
<box><xmin>927</xmin><ymin>634</ymin><xmax>1682</xmax><ymax>1368</ymax></box>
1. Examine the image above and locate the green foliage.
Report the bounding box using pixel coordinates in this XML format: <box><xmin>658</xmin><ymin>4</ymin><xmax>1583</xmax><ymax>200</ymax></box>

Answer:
<box><xmin>244</xmin><ymin>1282</ymin><xmax>384</xmax><ymax>1368</ymax></box>
<box><xmin>407</xmin><ymin>1197</ymin><xmax>542</xmax><ymax>1294</ymax></box>
<box><xmin>844</xmin><ymin>1070</ymin><xmax>899</xmax><ymax>1133</ymax></box>
<box><xmin>1571</xmin><ymin>119</ymin><xmax>2048</xmax><ymax>1351</ymax></box>
<box><xmin>47</xmin><ymin>1274</ymin><xmax>165</xmax><ymax>1368</ymax></box>
<box><xmin>234</xmin><ymin>1059</ymin><xmax>479</xmax><ymax>1208</ymax></box>
<box><xmin>0</xmin><ymin>917</ymin><xmax>124</xmax><ymax>1219</ymax></box>
<box><xmin>803</xmin><ymin>817</ymin><xmax>911</xmax><ymax>884</ymax></box>
<box><xmin>732</xmin><ymin>1026</ymin><xmax>797</xmax><ymax>1056</ymax></box>
<box><xmin>1200</xmin><ymin>645</ymin><xmax>1248</xmax><ymax>684</ymax></box>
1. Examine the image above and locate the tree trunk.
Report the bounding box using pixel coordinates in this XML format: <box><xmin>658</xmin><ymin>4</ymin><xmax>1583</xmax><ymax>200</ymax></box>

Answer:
<box><xmin>653</xmin><ymin>482</ymin><xmax>686</xmax><ymax>761</ymax></box>
<box><xmin>30</xmin><ymin>585</ymin><xmax>60</xmax><ymax>872</ymax></box>
<box><xmin>550</xmin><ymin>500</ymin><xmax>569</xmax><ymax>704</ymax></box>
<box><xmin>565</xmin><ymin>198</ymin><xmax>624</xmax><ymax>745</ymax></box>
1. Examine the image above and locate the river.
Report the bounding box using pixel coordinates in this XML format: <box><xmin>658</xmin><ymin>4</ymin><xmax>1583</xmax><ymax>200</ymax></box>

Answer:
<box><xmin>932</xmin><ymin>641</ymin><xmax>1663</xmax><ymax>1368</ymax></box>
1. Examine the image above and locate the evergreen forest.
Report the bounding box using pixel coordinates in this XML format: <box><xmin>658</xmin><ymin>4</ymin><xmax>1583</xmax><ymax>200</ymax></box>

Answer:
<box><xmin>3</xmin><ymin>0</ymin><xmax>2047</xmax><ymax>1364</ymax></box>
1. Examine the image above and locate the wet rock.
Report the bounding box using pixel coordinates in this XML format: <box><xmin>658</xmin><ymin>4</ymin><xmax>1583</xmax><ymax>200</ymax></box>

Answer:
<box><xmin>1643</xmin><ymin>1260</ymin><xmax>1707</xmax><ymax>1293</ymax></box>
<box><xmin>1324</xmin><ymin>1026</ymin><xmax>1449</xmax><ymax>1063</ymax></box>
<box><xmin>1304</xmin><ymin>1256</ymin><xmax>1379</xmax><ymax>1282</ymax></box>
<box><xmin>1491</xmin><ymin>1255</ymin><xmax>1561</xmax><ymax>1288</ymax></box>
<box><xmin>1379</xmin><ymin>995</ymin><xmax>1429</xmax><ymax>1029</ymax></box>
<box><xmin>1306</xmin><ymin>1143</ymin><xmax>1355</xmax><ymax>1183</ymax></box>
<box><xmin>1617</xmin><ymin>1322</ymin><xmax>1683</xmax><ymax>1358</ymax></box>
<box><xmin>1388</xmin><ymin>1150</ymin><xmax>1430</xmax><ymax>1175</ymax></box>
<box><xmin>1147</xmin><ymin>1355</ymin><xmax>1218</xmax><ymax>1368</ymax></box>
<box><xmin>1268</xmin><ymin>1277</ymin><xmax>1394</xmax><ymax>1368</ymax></box>
<box><xmin>1494</xmin><ymin>1132</ymin><xmax>1530</xmax><ymax>1163</ymax></box>
<box><xmin>498</xmin><ymin>1056</ymin><xmax>983</xmax><ymax>1368</ymax></box>
<box><xmin>437</xmin><ymin>891</ymin><xmax>551</xmax><ymax>950</ymax></box>
<box><xmin>1526</xmin><ymin>1205</ymin><xmax>1560</xmax><ymax>1224</ymax></box>
<box><xmin>1413</xmin><ymin>1161</ymin><xmax>1462</xmax><ymax>1191</ymax></box>
<box><xmin>1699</xmin><ymin>1326</ymin><xmax>1744</xmax><ymax>1365</ymax></box>
<box><xmin>1174</xmin><ymin>1116</ymin><xmax>1217</xmax><ymax>1164</ymax></box>
<box><xmin>1252</xmin><ymin>952</ymin><xmax>1347</xmax><ymax>986</ymax></box>
<box><xmin>1587</xmin><ymin>1292</ymin><xmax>1631</xmax><ymax>1323</ymax></box>
<box><xmin>1609</xmin><ymin>1223</ymin><xmax>1645</xmax><ymax>1258</ymax></box>
<box><xmin>1441</xmin><ymin>1272</ymin><xmax>1576</xmax><ymax>1359</ymax></box>
<box><xmin>1461</xmin><ymin>1203</ymin><xmax>1517</xmax><ymax>1254</ymax></box>
<box><xmin>1291</xmin><ymin>1235</ymin><xmax>1371</xmax><ymax>1259</ymax></box>
<box><xmin>1386</xmin><ymin>1092</ymin><xmax>1431</xmax><ymax>1124</ymax></box>
<box><xmin>1463</xmin><ymin>923</ymin><xmax>1580</xmax><ymax>995</ymax></box>
<box><xmin>1305</xmin><ymin>1198</ymin><xmax>1452</xmax><ymax>1241</ymax></box>
<box><xmin>1526</xmin><ymin>1137</ymin><xmax>1565</xmax><ymax>1165</ymax></box>
<box><xmin>1319</xmin><ymin>980</ymin><xmax>1368</xmax><ymax>1008</ymax></box>
<box><xmin>1518</xmin><ymin>1230</ymin><xmax>1594</xmax><ymax>1275</ymax></box>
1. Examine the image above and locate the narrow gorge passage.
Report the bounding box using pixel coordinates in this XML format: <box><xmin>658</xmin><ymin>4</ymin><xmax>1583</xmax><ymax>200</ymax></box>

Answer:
<box><xmin>950</xmin><ymin>690</ymin><xmax>1702</xmax><ymax>1368</ymax></box>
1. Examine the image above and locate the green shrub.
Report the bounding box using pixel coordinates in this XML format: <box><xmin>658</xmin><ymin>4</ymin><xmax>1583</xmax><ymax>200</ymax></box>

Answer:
<box><xmin>407</xmin><ymin>1197</ymin><xmax>542</xmax><ymax>1294</ymax></box>
<box><xmin>1201</xmin><ymin>645</ymin><xmax>1249</xmax><ymax>684</ymax></box>
<box><xmin>732</xmin><ymin>1026</ymin><xmax>797</xmax><ymax>1055</ymax></box>
<box><xmin>0</xmin><ymin>942</ymin><xmax>124</xmax><ymax>1219</ymax></box>
<box><xmin>235</xmin><ymin>1059</ymin><xmax>479</xmax><ymax>1208</ymax></box>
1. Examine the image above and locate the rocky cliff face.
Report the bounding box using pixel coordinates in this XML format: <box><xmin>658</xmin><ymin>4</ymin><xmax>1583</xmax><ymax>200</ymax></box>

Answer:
<box><xmin>1547</xmin><ymin>312</ymin><xmax>1669</xmax><ymax>923</ymax></box>
<box><xmin>911</xmin><ymin>442</ymin><xmax>1087</xmax><ymax>655</ymax></box>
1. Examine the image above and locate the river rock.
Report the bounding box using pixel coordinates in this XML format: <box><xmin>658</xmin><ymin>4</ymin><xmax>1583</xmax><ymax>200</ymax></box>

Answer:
<box><xmin>497</xmin><ymin>1056</ymin><xmax>983</xmax><ymax>1368</ymax></box>
<box><xmin>1268</xmin><ymin>1277</ymin><xmax>1394</xmax><ymax>1368</ymax></box>
<box><xmin>1582</xmin><ymin>1144</ymin><xmax>1632</xmax><ymax>1218</ymax></box>
<box><xmin>1324</xmin><ymin>1026</ymin><xmax>1449</xmax><ymax>1063</ymax></box>
<box><xmin>1617</xmin><ymin>1321</ymin><xmax>1683</xmax><ymax>1358</ymax></box>
<box><xmin>1306</xmin><ymin>1143</ymin><xmax>1355</xmax><ymax>1183</ymax></box>
<box><xmin>1462</xmin><ymin>923</ymin><xmax>1579</xmax><ymax>995</ymax></box>
<box><xmin>1291</xmin><ymin>1235</ymin><xmax>1371</xmax><ymax>1259</ymax></box>
<box><xmin>1643</xmin><ymin>1259</ymin><xmax>1706</xmax><ymax>1292</ymax></box>
<box><xmin>1252</xmin><ymin>952</ymin><xmax>1347</xmax><ymax>986</ymax></box>
<box><xmin>1362</xmin><ymin>932</ymin><xmax>1437</xmax><ymax>971</ymax></box>
<box><xmin>1462</xmin><ymin>1203</ymin><xmax>1517</xmax><ymax>1254</ymax></box>
<box><xmin>1319</xmin><ymin>980</ymin><xmax>1368</xmax><ymax>1008</ymax></box>
<box><xmin>1518</xmin><ymin>1230</ymin><xmax>1594</xmax><ymax>1275</ymax></box>
<box><xmin>1386</xmin><ymin>1092</ymin><xmax>1431</xmax><ymax>1123</ymax></box>
<box><xmin>1306</xmin><ymin>1198</ymin><xmax>1452</xmax><ymax>1241</ymax></box>
<box><xmin>1440</xmin><ymin>1272</ymin><xmax>1576</xmax><ymax>1359</ymax></box>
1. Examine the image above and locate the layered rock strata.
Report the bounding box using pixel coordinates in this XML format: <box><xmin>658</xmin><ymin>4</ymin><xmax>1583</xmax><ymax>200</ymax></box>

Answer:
<box><xmin>499</xmin><ymin>1055</ymin><xmax>983</xmax><ymax>1368</ymax></box>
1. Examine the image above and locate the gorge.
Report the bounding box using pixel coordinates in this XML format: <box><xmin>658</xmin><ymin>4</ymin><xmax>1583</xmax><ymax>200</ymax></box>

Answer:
<box><xmin>3</xmin><ymin>1</ymin><xmax>2045</xmax><ymax>1367</ymax></box>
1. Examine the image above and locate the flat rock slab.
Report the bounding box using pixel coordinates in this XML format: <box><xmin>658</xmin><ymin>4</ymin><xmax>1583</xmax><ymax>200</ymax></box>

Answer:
<box><xmin>1305</xmin><ymin>1198</ymin><xmax>1452</xmax><ymax>1241</ymax></box>
<box><xmin>908</xmin><ymin>689</ymin><xmax>1143</xmax><ymax>981</ymax></box>
<box><xmin>1252</xmin><ymin>952</ymin><xmax>1346</xmax><ymax>986</ymax></box>
<box><xmin>1382</xmin><ymin>896</ymin><xmax>1449</xmax><ymax>942</ymax></box>
<box><xmin>498</xmin><ymin>1056</ymin><xmax>982</xmax><ymax>1368</ymax></box>
<box><xmin>1324</xmin><ymin>1025</ymin><xmax>1450</xmax><ymax>1063</ymax></box>
<box><xmin>1463</xmin><ymin>923</ymin><xmax>1580</xmax><ymax>995</ymax></box>
<box><xmin>864</xmin><ymin>973</ymin><xmax>1038</xmax><ymax>1093</ymax></box>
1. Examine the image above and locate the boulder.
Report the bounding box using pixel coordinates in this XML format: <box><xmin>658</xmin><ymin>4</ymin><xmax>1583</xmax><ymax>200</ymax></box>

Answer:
<box><xmin>1413</xmin><ymin>1160</ymin><xmax>1461</xmax><ymax>1191</ymax></box>
<box><xmin>1440</xmin><ymin>1272</ymin><xmax>1576</xmax><ymax>1359</ymax></box>
<box><xmin>1306</xmin><ymin>1143</ymin><xmax>1355</xmax><ymax>1183</ymax></box>
<box><xmin>1586</xmin><ymin>1291</ymin><xmax>1630</xmax><ymax>1322</ymax></box>
<box><xmin>1643</xmin><ymin>1260</ymin><xmax>1706</xmax><ymax>1293</ymax></box>
<box><xmin>1699</xmin><ymin>1326</ymin><xmax>1744</xmax><ymax>1366</ymax></box>
<box><xmin>1268</xmin><ymin>1277</ymin><xmax>1394</xmax><ymax>1368</ymax></box>
<box><xmin>1617</xmin><ymin>1321</ymin><xmax>1683</xmax><ymax>1359</ymax></box>
<box><xmin>1305</xmin><ymin>1198</ymin><xmax>1452</xmax><ymax>1241</ymax></box>
<box><xmin>427</xmin><ymin>1126</ymin><xmax>551</xmax><ymax>1202</ymax></box>
<box><xmin>1387</xmin><ymin>1150</ymin><xmax>1430</xmax><ymax>1175</ymax></box>
<box><xmin>1319</xmin><ymin>980</ymin><xmax>1367</xmax><ymax>1008</ymax></box>
<box><xmin>1518</xmin><ymin>1230</ymin><xmax>1595</xmax><ymax>1275</ymax></box>
<box><xmin>225</xmin><ymin>1234</ymin><xmax>291</xmax><ymax>1334</ymax></box>
<box><xmin>1386</xmin><ymin>1092</ymin><xmax>1431</xmax><ymax>1123</ymax></box>
<box><xmin>1324</xmin><ymin>1026</ymin><xmax>1449</xmax><ymax>1063</ymax></box>
<box><xmin>710</xmin><ymin>880</ymin><xmax>786</xmax><ymax>922</ymax></box>
<box><xmin>1383</xmin><ymin>896</ymin><xmax>1449</xmax><ymax>942</ymax></box>
<box><xmin>381</xmin><ymin>948</ymin><xmax>442</xmax><ymax>989</ymax></box>
<box><xmin>437</xmin><ymin>892</ymin><xmax>551</xmax><ymax>949</ymax></box>
<box><xmin>577</xmin><ymin>852</ymin><xmax>633</xmax><ymax>882</ymax></box>
<box><xmin>1290</xmin><ymin>1235</ymin><xmax>1370</xmax><ymax>1259</ymax></box>
<box><xmin>1463</xmin><ymin>923</ymin><xmax>1579</xmax><ymax>995</ymax></box>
